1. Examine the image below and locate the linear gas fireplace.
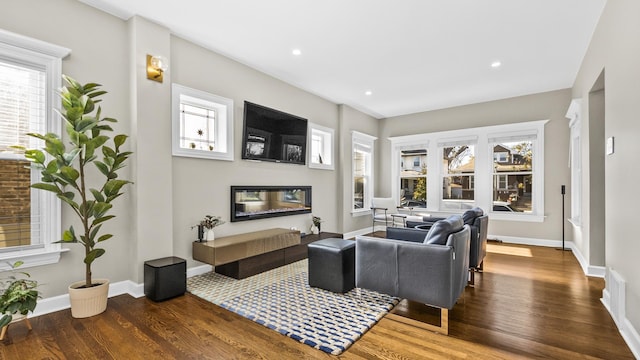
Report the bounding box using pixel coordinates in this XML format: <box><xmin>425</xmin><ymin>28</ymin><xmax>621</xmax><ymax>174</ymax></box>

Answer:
<box><xmin>230</xmin><ymin>185</ymin><xmax>311</xmax><ymax>222</ymax></box>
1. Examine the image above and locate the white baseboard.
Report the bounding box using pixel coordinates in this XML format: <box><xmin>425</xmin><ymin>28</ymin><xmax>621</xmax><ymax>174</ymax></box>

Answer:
<box><xmin>30</xmin><ymin>264</ymin><xmax>211</xmax><ymax>319</ymax></box>
<box><xmin>488</xmin><ymin>234</ymin><xmax>562</xmax><ymax>248</ymax></box>
<box><xmin>568</xmin><ymin>243</ymin><xmax>606</xmax><ymax>278</ymax></box>
<box><xmin>343</xmin><ymin>227</ymin><xmax>378</xmax><ymax>240</ymax></box>
<box><xmin>621</xmin><ymin>318</ymin><xmax>640</xmax><ymax>359</ymax></box>
<box><xmin>188</xmin><ymin>264</ymin><xmax>213</xmax><ymax>277</ymax></box>
<box><xmin>601</xmin><ymin>269</ymin><xmax>640</xmax><ymax>359</ymax></box>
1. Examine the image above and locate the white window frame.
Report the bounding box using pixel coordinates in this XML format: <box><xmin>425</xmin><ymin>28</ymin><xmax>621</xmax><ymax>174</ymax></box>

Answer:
<box><xmin>390</xmin><ymin>120</ymin><xmax>547</xmax><ymax>222</ymax></box>
<box><xmin>567</xmin><ymin>99</ymin><xmax>582</xmax><ymax>226</ymax></box>
<box><xmin>0</xmin><ymin>29</ymin><xmax>70</xmax><ymax>270</ymax></box>
<box><xmin>308</xmin><ymin>123</ymin><xmax>334</xmax><ymax>170</ymax></box>
<box><xmin>171</xmin><ymin>83</ymin><xmax>234</xmax><ymax>161</ymax></box>
<box><xmin>352</xmin><ymin>131</ymin><xmax>376</xmax><ymax>215</ymax></box>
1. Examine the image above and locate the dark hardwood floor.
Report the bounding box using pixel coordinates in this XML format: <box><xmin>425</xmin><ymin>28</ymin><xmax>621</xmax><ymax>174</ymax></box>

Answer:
<box><xmin>1</xmin><ymin>237</ymin><xmax>634</xmax><ymax>359</ymax></box>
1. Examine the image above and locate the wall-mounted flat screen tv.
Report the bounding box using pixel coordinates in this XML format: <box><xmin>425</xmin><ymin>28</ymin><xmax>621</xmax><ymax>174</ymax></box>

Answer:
<box><xmin>241</xmin><ymin>101</ymin><xmax>308</xmax><ymax>165</ymax></box>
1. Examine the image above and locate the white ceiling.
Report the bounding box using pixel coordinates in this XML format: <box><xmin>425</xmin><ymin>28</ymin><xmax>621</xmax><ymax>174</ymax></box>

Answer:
<box><xmin>80</xmin><ymin>0</ymin><xmax>606</xmax><ymax>119</ymax></box>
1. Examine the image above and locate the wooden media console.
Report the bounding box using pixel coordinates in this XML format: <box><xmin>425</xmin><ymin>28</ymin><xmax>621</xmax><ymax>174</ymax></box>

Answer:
<box><xmin>192</xmin><ymin>228</ymin><xmax>342</xmax><ymax>279</ymax></box>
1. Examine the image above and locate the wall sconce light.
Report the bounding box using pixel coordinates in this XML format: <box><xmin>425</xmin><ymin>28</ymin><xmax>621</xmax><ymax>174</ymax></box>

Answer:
<box><xmin>146</xmin><ymin>54</ymin><xmax>168</xmax><ymax>83</ymax></box>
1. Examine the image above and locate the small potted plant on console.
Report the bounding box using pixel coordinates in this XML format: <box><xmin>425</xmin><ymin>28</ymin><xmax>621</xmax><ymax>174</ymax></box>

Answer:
<box><xmin>195</xmin><ymin>215</ymin><xmax>225</xmax><ymax>242</ymax></box>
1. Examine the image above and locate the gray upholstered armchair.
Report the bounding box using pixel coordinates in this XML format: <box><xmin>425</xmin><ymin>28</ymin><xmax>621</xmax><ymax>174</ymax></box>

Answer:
<box><xmin>355</xmin><ymin>215</ymin><xmax>470</xmax><ymax>334</ymax></box>
<box><xmin>396</xmin><ymin>207</ymin><xmax>488</xmax><ymax>285</ymax></box>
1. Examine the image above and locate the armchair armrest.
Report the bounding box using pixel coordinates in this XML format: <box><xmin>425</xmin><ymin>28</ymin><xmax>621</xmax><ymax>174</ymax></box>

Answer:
<box><xmin>386</xmin><ymin>227</ymin><xmax>427</xmax><ymax>243</ymax></box>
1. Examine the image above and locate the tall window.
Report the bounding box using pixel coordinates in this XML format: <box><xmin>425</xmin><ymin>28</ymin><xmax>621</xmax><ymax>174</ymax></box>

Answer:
<box><xmin>0</xmin><ymin>61</ymin><xmax>45</xmax><ymax>249</ymax></box>
<box><xmin>352</xmin><ymin>131</ymin><xmax>376</xmax><ymax>213</ymax></box>
<box><xmin>567</xmin><ymin>99</ymin><xmax>582</xmax><ymax>225</ymax></box>
<box><xmin>399</xmin><ymin>149</ymin><xmax>427</xmax><ymax>208</ymax></box>
<box><xmin>0</xmin><ymin>29</ymin><xmax>69</xmax><ymax>267</ymax></box>
<box><xmin>490</xmin><ymin>140</ymin><xmax>534</xmax><ymax>213</ymax></box>
<box><xmin>441</xmin><ymin>143</ymin><xmax>475</xmax><ymax>210</ymax></box>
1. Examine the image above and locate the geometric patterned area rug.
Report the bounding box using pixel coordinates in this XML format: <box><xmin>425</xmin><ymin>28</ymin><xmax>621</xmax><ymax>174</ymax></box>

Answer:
<box><xmin>187</xmin><ymin>259</ymin><xmax>399</xmax><ymax>355</ymax></box>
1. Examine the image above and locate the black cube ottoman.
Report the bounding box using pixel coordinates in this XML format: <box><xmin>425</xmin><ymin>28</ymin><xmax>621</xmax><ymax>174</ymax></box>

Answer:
<box><xmin>308</xmin><ymin>238</ymin><xmax>355</xmax><ymax>293</ymax></box>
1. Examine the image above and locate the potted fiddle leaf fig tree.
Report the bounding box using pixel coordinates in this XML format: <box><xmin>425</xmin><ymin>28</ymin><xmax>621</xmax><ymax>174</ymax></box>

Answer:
<box><xmin>22</xmin><ymin>75</ymin><xmax>132</xmax><ymax>318</ymax></box>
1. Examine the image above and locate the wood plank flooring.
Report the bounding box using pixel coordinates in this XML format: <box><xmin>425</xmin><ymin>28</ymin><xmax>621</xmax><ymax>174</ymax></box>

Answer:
<box><xmin>0</xmin><ymin>239</ymin><xmax>634</xmax><ymax>359</ymax></box>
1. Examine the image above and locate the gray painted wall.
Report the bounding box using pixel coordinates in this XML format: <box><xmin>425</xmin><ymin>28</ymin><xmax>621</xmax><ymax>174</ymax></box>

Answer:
<box><xmin>379</xmin><ymin>89</ymin><xmax>572</xmax><ymax>241</ymax></box>
<box><xmin>572</xmin><ymin>0</ymin><xmax>640</xmax><ymax>334</ymax></box>
<box><xmin>0</xmin><ymin>0</ymin><xmax>348</xmax><ymax>295</ymax></box>
<box><xmin>1</xmin><ymin>0</ymin><xmax>133</xmax><ymax>297</ymax></box>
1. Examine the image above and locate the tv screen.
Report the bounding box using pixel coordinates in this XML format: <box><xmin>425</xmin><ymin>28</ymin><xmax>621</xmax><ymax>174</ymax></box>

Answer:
<box><xmin>241</xmin><ymin>101</ymin><xmax>308</xmax><ymax>165</ymax></box>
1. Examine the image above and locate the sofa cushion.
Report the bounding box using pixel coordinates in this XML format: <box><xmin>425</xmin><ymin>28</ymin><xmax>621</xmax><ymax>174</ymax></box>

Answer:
<box><xmin>462</xmin><ymin>207</ymin><xmax>484</xmax><ymax>225</ymax></box>
<box><xmin>424</xmin><ymin>215</ymin><xmax>464</xmax><ymax>245</ymax></box>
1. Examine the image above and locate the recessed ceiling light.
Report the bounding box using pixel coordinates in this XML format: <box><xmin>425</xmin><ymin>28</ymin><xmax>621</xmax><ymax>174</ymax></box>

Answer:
<box><xmin>491</xmin><ymin>61</ymin><xmax>502</xmax><ymax>68</ymax></box>
<box><xmin>365</xmin><ymin>90</ymin><xmax>372</xmax><ymax>96</ymax></box>
<box><xmin>292</xmin><ymin>49</ymin><xmax>302</xmax><ymax>56</ymax></box>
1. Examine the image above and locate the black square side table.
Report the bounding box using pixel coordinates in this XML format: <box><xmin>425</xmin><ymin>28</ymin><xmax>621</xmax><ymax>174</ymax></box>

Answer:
<box><xmin>144</xmin><ymin>256</ymin><xmax>186</xmax><ymax>301</ymax></box>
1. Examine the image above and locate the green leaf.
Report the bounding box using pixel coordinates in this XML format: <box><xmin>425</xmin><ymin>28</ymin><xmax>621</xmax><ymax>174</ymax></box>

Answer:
<box><xmin>57</xmin><ymin>194</ymin><xmax>79</xmax><ymax>210</ymax></box>
<box><xmin>63</xmin><ymin>74</ymin><xmax>82</xmax><ymax>90</ymax></box>
<box><xmin>62</xmin><ymin>227</ymin><xmax>77</xmax><ymax>242</ymax></box>
<box><xmin>114</xmin><ymin>134</ymin><xmax>127</xmax><ymax>149</ymax></box>
<box><xmin>104</xmin><ymin>180</ymin><xmax>129</xmax><ymax>197</ymax></box>
<box><xmin>102</xmin><ymin>117</ymin><xmax>117</xmax><ymax>123</ymax></box>
<box><xmin>94</xmin><ymin>161</ymin><xmax>109</xmax><ymax>177</ymax></box>
<box><xmin>60</xmin><ymin>166</ymin><xmax>80</xmax><ymax>182</ymax></box>
<box><xmin>91</xmin><ymin>135</ymin><xmax>109</xmax><ymax>149</ymax></box>
<box><xmin>84</xmin><ymin>248</ymin><xmax>105</xmax><ymax>265</ymax></box>
<box><xmin>91</xmin><ymin>215</ymin><xmax>115</xmax><ymax>227</ymax></box>
<box><xmin>0</xmin><ymin>315</ymin><xmax>12</xmax><ymax>328</ymax></box>
<box><xmin>90</xmin><ymin>189</ymin><xmax>105</xmax><ymax>203</ymax></box>
<box><xmin>46</xmin><ymin>160</ymin><xmax>59</xmax><ymax>173</ymax></box>
<box><xmin>82</xmin><ymin>82</ymin><xmax>101</xmax><ymax>91</ymax></box>
<box><xmin>24</xmin><ymin>149</ymin><xmax>45</xmax><ymax>164</ymax></box>
<box><xmin>63</xmin><ymin>148</ymin><xmax>81</xmax><ymax>164</ymax></box>
<box><xmin>89</xmin><ymin>224</ymin><xmax>102</xmax><ymax>242</ymax></box>
<box><xmin>102</xmin><ymin>146</ymin><xmax>116</xmax><ymax>159</ymax></box>
<box><xmin>97</xmin><ymin>234</ymin><xmax>112</xmax><ymax>242</ymax></box>
<box><xmin>86</xmin><ymin>90</ymin><xmax>107</xmax><ymax>99</ymax></box>
<box><xmin>31</xmin><ymin>183</ymin><xmax>61</xmax><ymax>194</ymax></box>
<box><xmin>79</xmin><ymin>200</ymin><xmax>95</xmax><ymax>218</ymax></box>
<box><xmin>60</xmin><ymin>191</ymin><xmax>75</xmax><ymax>201</ymax></box>
<box><xmin>93</xmin><ymin>202</ymin><xmax>112</xmax><ymax>218</ymax></box>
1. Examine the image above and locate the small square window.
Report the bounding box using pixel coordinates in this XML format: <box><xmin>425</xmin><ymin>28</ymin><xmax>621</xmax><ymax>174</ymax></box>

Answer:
<box><xmin>172</xmin><ymin>84</ymin><xmax>234</xmax><ymax>161</ymax></box>
<box><xmin>309</xmin><ymin>123</ymin><xmax>334</xmax><ymax>170</ymax></box>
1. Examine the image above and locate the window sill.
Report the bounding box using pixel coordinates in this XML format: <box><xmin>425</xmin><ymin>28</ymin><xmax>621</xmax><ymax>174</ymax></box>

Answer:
<box><xmin>0</xmin><ymin>245</ymin><xmax>69</xmax><ymax>271</ymax></box>
<box><xmin>351</xmin><ymin>209</ymin><xmax>371</xmax><ymax>217</ymax></box>
<box><xmin>488</xmin><ymin>212</ymin><xmax>545</xmax><ymax>222</ymax></box>
<box><xmin>309</xmin><ymin>162</ymin><xmax>335</xmax><ymax>170</ymax></box>
<box><xmin>568</xmin><ymin>218</ymin><xmax>582</xmax><ymax>227</ymax></box>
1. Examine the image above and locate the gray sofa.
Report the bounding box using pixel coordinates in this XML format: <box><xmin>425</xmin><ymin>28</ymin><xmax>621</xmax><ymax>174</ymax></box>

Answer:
<box><xmin>355</xmin><ymin>215</ymin><xmax>470</xmax><ymax>334</ymax></box>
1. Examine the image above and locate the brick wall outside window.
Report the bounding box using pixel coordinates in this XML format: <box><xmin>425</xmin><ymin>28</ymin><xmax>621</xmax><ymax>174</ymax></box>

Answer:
<box><xmin>0</xmin><ymin>159</ymin><xmax>31</xmax><ymax>248</ymax></box>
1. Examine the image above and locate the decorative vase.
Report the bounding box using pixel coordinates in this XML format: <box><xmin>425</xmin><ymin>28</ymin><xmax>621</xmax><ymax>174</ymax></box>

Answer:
<box><xmin>68</xmin><ymin>279</ymin><xmax>109</xmax><ymax>318</ymax></box>
<box><xmin>310</xmin><ymin>225</ymin><xmax>319</xmax><ymax>235</ymax></box>
<box><xmin>206</xmin><ymin>229</ymin><xmax>215</xmax><ymax>241</ymax></box>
